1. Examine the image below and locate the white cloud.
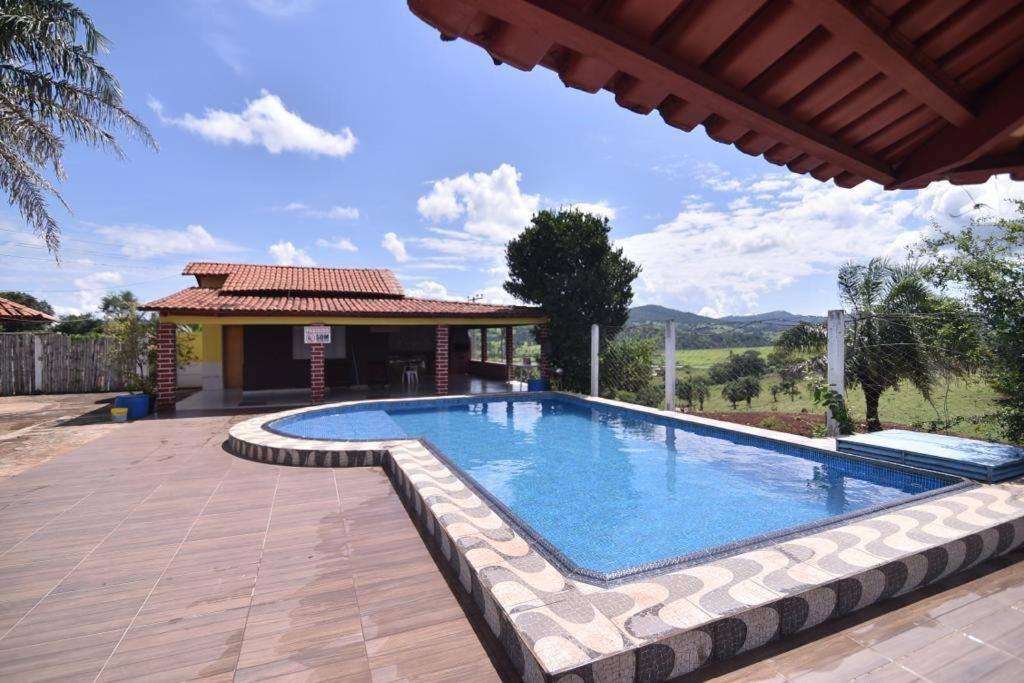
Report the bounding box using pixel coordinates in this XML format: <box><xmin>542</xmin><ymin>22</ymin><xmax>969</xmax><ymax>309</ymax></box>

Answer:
<box><xmin>205</xmin><ymin>33</ymin><xmax>245</xmax><ymax>75</ymax></box>
<box><xmin>284</xmin><ymin>203</ymin><xmax>359</xmax><ymax>220</ymax></box>
<box><xmin>96</xmin><ymin>223</ymin><xmax>242</xmax><ymax>259</ymax></box>
<box><xmin>269</xmin><ymin>240</ymin><xmax>315</xmax><ymax>266</ymax></box>
<box><xmin>405</xmin><ymin>280</ymin><xmax>457</xmax><ymax>300</ymax></box>
<box><xmin>381</xmin><ymin>232</ymin><xmax>409</xmax><ymax>262</ymax></box>
<box><xmin>698</xmin><ymin>306</ymin><xmax>722</xmax><ymax>318</ymax></box>
<box><xmin>417</xmin><ymin>163</ymin><xmax>539</xmax><ymax>242</ymax></box>
<box><xmin>617</xmin><ymin>173</ymin><xmax>1024</xmax><ymax>316</ymax></box>
<box><xmin>696</xmin><ymin>162</ymin><xmax>744</xmax><ymax>192</ymax></box>
<box><xmin>470</xmin><ymin>285</ymin><xmax>519</xmax><ymax>305</ymax></box>
<box><xmin>150</xmin><ymin>91</ymin><xmax>357</xmax><ymax>158</ymax></box>
<box><xmin>748</xmin><ymin>175</ymin><xmax>792</xmax><ymax>193</ymax></box>
<box><xmin>315</xmin><ymin>237</ymin><xmax>357</xmax><ymax>252</ymax></box>
<box><xmin>564</xmin><ymin>201</ymin><xmax>617</xmax><ymax>221</ymax></box>
<box><xmin>61</xmin><ymin>271</ymin><xmax>123</xmax><ymax>315</ymax></box>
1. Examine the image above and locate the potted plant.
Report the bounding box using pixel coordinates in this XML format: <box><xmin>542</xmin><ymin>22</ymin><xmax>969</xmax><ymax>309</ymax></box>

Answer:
<box><xmin>106</xmin><ymin>304</ymin><xmax>153</xmax><ymax>419</ymax></box>
<box><xmin>526</xmin><ymin>366</ymin><xmax>550</xmax><ymax>392</ymax></box>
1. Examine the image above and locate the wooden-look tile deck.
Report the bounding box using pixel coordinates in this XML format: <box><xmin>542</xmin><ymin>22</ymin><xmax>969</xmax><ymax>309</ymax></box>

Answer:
<box><xmin>2</xmin><ymin>414</ymin><xmax>1023</xmax><ymax>682</ymax></box>
<box><xmin>0</xmin><ymin>416</ymin><xmax>514</xmax><ymax>682</ymax></box>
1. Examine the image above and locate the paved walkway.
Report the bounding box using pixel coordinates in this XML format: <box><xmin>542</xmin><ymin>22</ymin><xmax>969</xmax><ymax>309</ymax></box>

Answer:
<box><xmin>1</xmin><ymin>413</ymin><xmax>1022</xmax><ymax>682</ymax></box>
<box><xmin>0</xmin><ymin>415</ymin><xmax>513</xmax><ymax>681</ymax></box>
<box><xmin>0</xmin><ymin>393</ymin><xmax>123</xmax><ymax>479</ymax></box>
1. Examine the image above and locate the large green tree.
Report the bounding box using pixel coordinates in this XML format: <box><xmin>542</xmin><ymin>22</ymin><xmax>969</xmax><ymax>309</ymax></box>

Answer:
<box><xmin>1</xmin><ymin>0</ymin><xmax>154</xmax><ymax>253</ymax></box>
<box><xmin>54</xmin><ymin>312</ymin><xmax>102</xmax><ymax>335</ymax></box>
<box><xmin>0</xmin><ymin>289</ymin><xmax>52</xmax><ymax>331</ymax></box>
<box><xmin>99</xmin><ymin>290</ymin><xmax>139</xmax><ymax>318</ymax></box>
<box><xmin>919</xmin><ymin>201</ymin><xmax>1024</xmax><ymax>443</ymax></box>
<box><xmin>504</xmin><ymin>209</ymin><xmax>641</xmax><ymax>392</ymax></box>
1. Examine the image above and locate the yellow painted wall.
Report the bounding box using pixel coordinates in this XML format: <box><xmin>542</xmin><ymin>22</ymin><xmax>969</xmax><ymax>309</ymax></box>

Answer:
<box><xmin>175</xmin><ymin>324</ymin><xmax>221</xmax><ymax>362</ymax></box>
<box><xmin>198</xmin><ymin>324</ymin><xmax>222</xmax><ymax>362</ymax></box>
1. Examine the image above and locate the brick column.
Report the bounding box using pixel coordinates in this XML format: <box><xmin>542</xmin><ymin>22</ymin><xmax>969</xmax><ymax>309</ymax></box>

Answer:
<box><xmin>155</xmin><ymin>322</ymin><xmax>177</xmax><ymax>414</ymax></box>
<box><xmin>310</xmin><ymin>342</ymin><xmax>325</xmax><ymax>403</ymax></box>
<box><xmin>504</xmin><ymin>326</ymin><xmax>514</xmax><ymax>381</ymax></box>
<box><xmin>479</xmin><ymin>327</ymin><xmax>487</xmax><ymax>363</ymax></box>
<box><xmin>537</xmin><ymin>322</ymin><xmax>551</xmax><ymax>380</ymax></box>
<box><xmin>435</xmin><ymin>325</ymin><xmax>449</xmax><ymax>395</ymax></box>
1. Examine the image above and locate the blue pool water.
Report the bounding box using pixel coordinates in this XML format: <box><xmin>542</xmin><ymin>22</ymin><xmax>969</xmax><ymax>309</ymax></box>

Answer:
<box><xmin>270</xmin><ymin>396</ymin><xmax>955</xmax><ymax>574</ymax></box>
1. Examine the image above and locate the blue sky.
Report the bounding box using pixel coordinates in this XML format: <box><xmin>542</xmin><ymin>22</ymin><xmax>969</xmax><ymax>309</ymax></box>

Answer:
<box><xmin>3</xmin><ymin>0</ymin><xmax>1023</xmax><ymax>318</ymax></box>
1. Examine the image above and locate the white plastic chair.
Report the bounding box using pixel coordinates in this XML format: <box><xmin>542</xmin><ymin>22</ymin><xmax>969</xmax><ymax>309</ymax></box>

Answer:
<box><xmin>402</xmin><ymin>364</ymin><xmax>419</xmax><ymax>390</ymax></box>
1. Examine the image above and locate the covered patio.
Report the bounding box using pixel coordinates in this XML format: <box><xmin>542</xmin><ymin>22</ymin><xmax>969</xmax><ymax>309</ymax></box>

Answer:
<box><xmin>141</xmin><ymin>262</ymin><xmax>549</xmax><ymax>414</ymax></box>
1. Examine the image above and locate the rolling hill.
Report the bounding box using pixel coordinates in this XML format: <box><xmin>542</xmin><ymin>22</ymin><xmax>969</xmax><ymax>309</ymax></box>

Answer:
<box><xmin>626</xmin><ymin>305</ymin><xmax>824</xmax><ymax>349</ymax></box>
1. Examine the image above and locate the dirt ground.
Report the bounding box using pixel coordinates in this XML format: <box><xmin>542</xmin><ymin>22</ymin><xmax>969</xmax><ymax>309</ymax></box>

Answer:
<box><xmin>0</xmin><ymin>393</ymin><xmax>125</xmax><ymax>479</ymax></box>
<box><xmin>688</xmin><ymin>409</ymin><xmax>906</xmax><ymax>438</ymax></box>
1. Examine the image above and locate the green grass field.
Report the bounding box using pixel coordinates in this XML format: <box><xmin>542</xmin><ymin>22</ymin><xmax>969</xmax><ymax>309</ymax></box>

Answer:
<box><xmin>678</xmin><ymin>346</ymin><xmax>774</xmax><ymax>370</ymax></box>
<box><xmin>672</xmin><ymin>345</ymin><xmax>1003</xmax><ymax>440</ymax></box>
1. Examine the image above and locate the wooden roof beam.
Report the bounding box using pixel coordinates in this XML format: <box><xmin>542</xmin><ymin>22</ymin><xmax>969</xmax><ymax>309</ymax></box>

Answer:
<box><xmin>455</xmin><ymin>0</ymin><xmax>895</xmax><ymax>185</ymax></box>
<box><xmin>790</xmin><ymin>0</ymin><xmax>973</xmax><ymax>127</ymax></box>
<box><xmin>949</xmin><ymin>152</ymin><xmax>1024</xmax><ymax>176</ymax></box>
<box><xmin>888</xmin><ymin>63</ymin><xmax>1024</xmax><ymax>189</ymax></box>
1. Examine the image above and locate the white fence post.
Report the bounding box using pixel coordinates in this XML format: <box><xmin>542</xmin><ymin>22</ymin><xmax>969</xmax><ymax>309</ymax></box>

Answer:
<box><xmin>590</xmin><ymin>324</ymin><xmax>599</xmax><ymax>397</ymax></box>
<box><xmin>32</xmin><ymin>334</ymin><xmax>43</xmax><ymax>393</ymax></box>
<box><xmin>664</xmin><ymin>321</ymin><xmax>676</xmax><ymax>411</ymax></box>
<box><xmin>826</xmin><ymin>309</ymin><xmax>846</xmax><ymax>436</ymax></box>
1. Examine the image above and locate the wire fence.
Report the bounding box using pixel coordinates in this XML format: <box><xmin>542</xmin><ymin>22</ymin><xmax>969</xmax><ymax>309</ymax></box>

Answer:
<box><xmin>597</xmin><ymin>325</ymin><xmax>664</xmax><ymax>407</ymax></box>
<box><xmin>592</xmin><ymin>312</ymin><xmax>1005</xmax><ymax>441</ymax></box>
<box><xmin>838</xmin><ymin>312</ymin><xmax>1001</xmax><ymax>440</ymax></box>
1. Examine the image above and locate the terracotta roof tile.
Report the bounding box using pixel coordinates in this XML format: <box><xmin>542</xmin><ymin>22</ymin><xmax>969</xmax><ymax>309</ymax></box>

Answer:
<box><xmin>182</xmin><ymin>262</ymin><xmax>404</xmax><ymax>296</ymax></box>
<box><xmin>140</xmin><ymin>287</ymin><xmax>543</xmax><ymax>320</ymax></box>
<box><xmin>0</xmin><ymin>296</ymin><xmax>56</xmax><ymax>322</ymax></box>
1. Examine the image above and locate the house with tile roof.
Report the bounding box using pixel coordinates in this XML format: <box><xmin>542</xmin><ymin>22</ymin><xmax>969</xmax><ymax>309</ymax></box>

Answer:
<box><xmin>141</xmin><ymin>262</ymin><xmax>548</xmax><ymax>412</ymax></box>
<box><xmin>0</xmin><ymin>295</ymin><xmax>57</xmax><ymax>325</ymax></box>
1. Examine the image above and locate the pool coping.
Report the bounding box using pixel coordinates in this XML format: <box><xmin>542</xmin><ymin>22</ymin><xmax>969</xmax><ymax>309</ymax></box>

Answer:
<box><xmin>227</xmin><ymin>392</ymin><xmax>1024</xmax><ymax>682</ymax></box>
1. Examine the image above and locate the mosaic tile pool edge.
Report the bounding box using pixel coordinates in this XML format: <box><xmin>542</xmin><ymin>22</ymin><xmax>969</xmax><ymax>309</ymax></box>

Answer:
<box><xmin>226</xmin><ymin>396</ymin><xmax>1024</xmax><ymax>682</ymax></box>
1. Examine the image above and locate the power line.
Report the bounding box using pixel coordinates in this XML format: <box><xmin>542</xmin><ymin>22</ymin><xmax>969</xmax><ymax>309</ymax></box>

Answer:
<box><xmin>0</xmin><ymin>251</ymin><xmax>173</xmax><ymax>270</ymax></box>
<box><xmin>18</xmin><ymin>274</ymin><xmax>182</xmax><ymax>293</ymax></box>
<box><xmin>0</xmin><ymin>226</ymin><xmax>131</xmax><ymax>248</ymax></box>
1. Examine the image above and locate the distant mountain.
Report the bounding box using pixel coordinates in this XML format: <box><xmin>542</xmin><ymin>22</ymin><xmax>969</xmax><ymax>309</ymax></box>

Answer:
<box><xmin>627</xmin><ymin>305</ymin><xmax>715</xmax><ymax>325</ymax></box>
<box><xmin>718</xmin><ymin>310</ymin><xmax>825</xmax><ymax>325</ymax></box>
<box><xmin>626</xmin><ymin>306</ymin><xmax>825</xmax><ymax>349</ymax></box>
<box><xmin>629</xmin><ymin>305</ymin><xmax>823</xmax><ymax>326</ymax></box>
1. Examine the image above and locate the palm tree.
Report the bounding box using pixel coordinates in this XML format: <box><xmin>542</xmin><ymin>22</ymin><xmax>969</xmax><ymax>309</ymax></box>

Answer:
<box><xmin>1</xmin><ymin>0</ymin><xmax>154</xmax><ymax>253</ymax></box>
<box><xmin>839</xmin><ymin>258</ymin><xmax>960</xmax><ymax>431</ymax></box>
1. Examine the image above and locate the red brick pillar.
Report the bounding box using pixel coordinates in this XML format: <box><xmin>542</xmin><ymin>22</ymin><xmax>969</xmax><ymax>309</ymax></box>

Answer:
<box><xmin>310</xmin><ymin>342</ymin><xmax>325</xmax><ymax>403</ymax></box>
<box><xmin>435</xmin><ymin>325</ymin><xmax>449</xmax><ymax>395</ymax></box>
<box><xmin>538</xmin><ymin>323</ymin><xmax>551</xmax><ymax>380</ymax></box>
<box><xmin>504</xmin><ymin>326</ymin><xmax>514</xmax><ymax>381</ymax></box>
<box><xmin>480</xmin><ymin>327</ymin><xmax>487</xmax><ymax>363</ymax></box>
<box><xmin>155</xmin><ymin>322</ymin><xmax>177</xmax><ymax>413</ymax></box>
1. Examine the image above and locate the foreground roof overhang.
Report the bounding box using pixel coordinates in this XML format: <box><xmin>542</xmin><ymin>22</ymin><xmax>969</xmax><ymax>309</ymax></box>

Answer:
<box><xmin>408</xmin><ymin>0</ymin><xmax>1024</xmax><ymax>189</ymax></box>
<box><xmin>0</xmin><ymin>295</ymin><xmax>57</xmax><ymax>323</ymax></box>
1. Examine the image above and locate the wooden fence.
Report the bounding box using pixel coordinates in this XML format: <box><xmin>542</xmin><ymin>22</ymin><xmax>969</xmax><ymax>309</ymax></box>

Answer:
<box><xmin>0</xmin><ymin>333</ymin><xmax>129</xmax><ymax>396</ymax></box>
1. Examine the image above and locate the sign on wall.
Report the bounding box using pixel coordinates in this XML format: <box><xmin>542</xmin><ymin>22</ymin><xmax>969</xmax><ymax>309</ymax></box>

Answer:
<box><xmin>292</xmin><ymin>326</ymin><xmax>345</xmax><ymax>360</ymax></box>
<box><xmin>303</xmin><ymin>325</ymin><xmax>331</xmax><ymax>344</ymax></box>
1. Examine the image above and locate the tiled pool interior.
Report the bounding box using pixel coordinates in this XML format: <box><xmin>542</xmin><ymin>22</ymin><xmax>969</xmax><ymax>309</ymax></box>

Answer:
<box><xmin>270</xmin><ymin>395</ymin><xmax>956</xmax><ymax>576</ymax></box>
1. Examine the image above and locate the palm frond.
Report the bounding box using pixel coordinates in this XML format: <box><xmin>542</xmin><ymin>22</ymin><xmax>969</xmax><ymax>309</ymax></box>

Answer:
<box><xmin>0</xmin><ymin>0</ymin><xmax>154</xmax><ymax>255</ymax></box>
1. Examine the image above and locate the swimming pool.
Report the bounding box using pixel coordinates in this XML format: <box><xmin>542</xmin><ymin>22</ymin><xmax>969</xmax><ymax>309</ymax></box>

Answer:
<box><xmin>269</xmin><ymin>394</ymin><xmax>957</xmax><ymax>578</ymax></box>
